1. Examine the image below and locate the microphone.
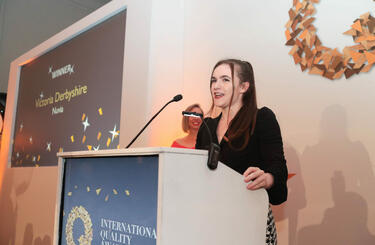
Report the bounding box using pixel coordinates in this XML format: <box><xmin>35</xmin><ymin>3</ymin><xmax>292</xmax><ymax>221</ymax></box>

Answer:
<box><xmin>182</xmin><ymin>111</ymin><xmax>220</xmax><ymax>170</ymax></box>
<box><xmin>125</xmin><ymin>94</ymin><xmax>183</xmax><ymax>148</ymax></box>
<box><xmin>172</xmin><ymin>94</ymin><xmax>183</xmax><ymax>102</ymax></box>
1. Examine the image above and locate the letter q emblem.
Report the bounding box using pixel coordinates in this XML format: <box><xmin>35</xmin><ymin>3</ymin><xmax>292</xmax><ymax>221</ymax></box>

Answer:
<box><xmin>65</xmin><ymin>206</ymin><xmax>93</xmax><ymax>245</ymax></box>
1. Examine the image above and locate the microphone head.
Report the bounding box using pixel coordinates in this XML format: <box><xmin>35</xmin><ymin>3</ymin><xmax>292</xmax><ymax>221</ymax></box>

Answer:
<box><xmin>173</xmin><ymin>94</ymin><xmax>183</xmax><ymax>102</ymax></box>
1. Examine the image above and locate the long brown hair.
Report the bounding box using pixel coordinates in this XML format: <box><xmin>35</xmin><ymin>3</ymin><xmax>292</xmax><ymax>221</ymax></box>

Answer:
<box><xmin>209</xmin><ymin>59</ymin><xmax>258</xmax><ymax>150</ymax></box>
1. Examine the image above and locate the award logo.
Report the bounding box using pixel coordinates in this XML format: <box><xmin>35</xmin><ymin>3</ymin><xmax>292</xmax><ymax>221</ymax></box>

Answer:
<box><xmin>285</xmin><ymin>0</ymin><xmax>375</xmax><ymax>80</ymax></box>
<box><xmin>66</xmin><ymin>206</ymin><xmax>93</xmax><ymax>245</ymax></box>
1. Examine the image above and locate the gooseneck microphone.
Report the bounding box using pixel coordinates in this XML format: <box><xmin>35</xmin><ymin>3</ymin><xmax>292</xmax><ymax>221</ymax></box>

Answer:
<box><xmin>126</xmin><ymin>94</ymin><xmax>183</xmax><ymax>148</ymax></box>
<box><xmin>172</xmin><ymin>94</ymin><xmax>183</xmax><ymax>102</ymax></box>
<box><xmin>182</xmin><ymin>111</ymin><xmax>220</xmax><ymax>170</ymax></box>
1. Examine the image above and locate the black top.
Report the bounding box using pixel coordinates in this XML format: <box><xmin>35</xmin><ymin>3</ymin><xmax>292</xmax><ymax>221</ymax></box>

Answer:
<box><xmin>195</xmin><ymin>107</ymin><xmax>288</xmax><ymax>205</ymax></box>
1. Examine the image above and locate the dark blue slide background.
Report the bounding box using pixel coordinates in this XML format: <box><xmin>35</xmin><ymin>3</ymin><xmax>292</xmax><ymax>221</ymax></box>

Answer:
<box><xmin>11</xmin><ymin>9</ymin><xmax>126</xmax><ymax>167</ymax></box>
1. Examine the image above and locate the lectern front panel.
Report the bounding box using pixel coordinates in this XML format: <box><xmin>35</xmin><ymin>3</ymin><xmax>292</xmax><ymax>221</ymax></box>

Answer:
<box><xmin>59</xmin><ymin>155</ymin><xmax>158</xmax><ymax>245</ymax></box>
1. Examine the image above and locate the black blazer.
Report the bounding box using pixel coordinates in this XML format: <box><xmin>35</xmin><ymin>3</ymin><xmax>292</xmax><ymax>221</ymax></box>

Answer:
<box><xmin>195</xmin><ymin>107</ymin><xmax>288</xmax><ymax>205</ymax></box>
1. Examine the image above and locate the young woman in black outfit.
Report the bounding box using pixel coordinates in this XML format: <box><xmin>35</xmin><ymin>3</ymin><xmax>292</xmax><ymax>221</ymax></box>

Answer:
<box><xmin>195</xmin><ymin>59</ymin><xmax>288</xmax><ymax>245</ymax></box>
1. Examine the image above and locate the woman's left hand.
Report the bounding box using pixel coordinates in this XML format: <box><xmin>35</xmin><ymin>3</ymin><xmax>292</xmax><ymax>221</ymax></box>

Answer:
<box><xmin>243</xmin><ymin>167</ymin><xmax>274</xmax><ymax>190</ymax></box>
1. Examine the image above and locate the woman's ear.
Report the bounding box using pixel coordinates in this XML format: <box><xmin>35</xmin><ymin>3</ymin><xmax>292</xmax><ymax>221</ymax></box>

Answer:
<box><xmin>239</xmin><ymin>81</ymin><xmax>250</xmax><ymax>94</ymax></box>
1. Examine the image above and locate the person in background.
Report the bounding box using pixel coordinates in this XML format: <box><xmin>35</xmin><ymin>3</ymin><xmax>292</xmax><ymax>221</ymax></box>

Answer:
<box><xmin>195</xmin><ymin>59</ymin><xmax>288</xmax><ymax>245</ymax></box>
<box><xmin>171</xmin><ymin>104</ymin><xmax>203</xmax><ymax>149</ymax></box>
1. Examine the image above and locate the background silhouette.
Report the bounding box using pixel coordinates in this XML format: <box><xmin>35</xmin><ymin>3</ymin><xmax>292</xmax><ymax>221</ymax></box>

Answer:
<box><xmin>297</xmin><ymin>105</ymin><xmax>375</xmax><ymax>244</ymax></box>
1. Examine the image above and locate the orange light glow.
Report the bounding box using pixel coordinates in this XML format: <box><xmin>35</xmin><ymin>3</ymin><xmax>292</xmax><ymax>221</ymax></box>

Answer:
<box><xmin>19</xmin><ymin>57</ymin><xmax>36</xmax><ymax>66</ymax></box>
<box><xmin>288</xmin><ymin>173</ymin><xmax>296</xmax><ymax>180</ymax></box>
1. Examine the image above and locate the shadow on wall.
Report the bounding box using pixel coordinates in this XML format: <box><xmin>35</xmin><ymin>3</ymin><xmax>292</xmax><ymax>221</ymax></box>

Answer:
<box><xmin>272</xmin><ymin>144</ymin><xmax>306</xmax><ymax>245</ymax></box>
<box><xmin>297</xmin><ymin>104</ymin><xmax>375</xmax><ymax>244</ymax></box>
<box><xmin>298</xmin><ymin>172</ymin><xmax>375</xmax><ymax>244</ymax></box>
<box><xmin>0</xmin><ymin>169</ymin><xmax>33</xmax><ymax>244</ymax></box>
<box><xmin>23</xmin><ymin>223</ymin><xmax>51</xmax><ymax>245</ymax></box>
<box><xmin>0</xmin><ymin>170</ymin><xmax>17</xmax><ymax>245</ymax></box>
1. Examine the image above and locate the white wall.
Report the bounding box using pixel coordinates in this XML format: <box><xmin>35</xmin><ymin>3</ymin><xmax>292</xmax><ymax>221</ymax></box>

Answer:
<box><xmin>148</xmin><ymin>0</ymin><xmax>375</xmax><ymax>244</ymax></box>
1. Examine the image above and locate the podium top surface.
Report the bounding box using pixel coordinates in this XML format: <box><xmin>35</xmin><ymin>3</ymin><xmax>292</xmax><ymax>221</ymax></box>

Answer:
<box><xmin>57</xmin><ymin>147</ymin><xmax>208</xmax><ymax>159</ymax></box>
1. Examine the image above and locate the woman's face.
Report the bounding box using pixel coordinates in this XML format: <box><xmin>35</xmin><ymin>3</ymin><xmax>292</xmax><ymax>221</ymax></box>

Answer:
<box><xmin>188</xmin><ymin>107</ymin><xmax>203</xmax><ymax>131</ymax></box>
<box><xmin>210</xmin><ymin>64</ymin><xmax>245</xmax><ymax>110</ymax></box>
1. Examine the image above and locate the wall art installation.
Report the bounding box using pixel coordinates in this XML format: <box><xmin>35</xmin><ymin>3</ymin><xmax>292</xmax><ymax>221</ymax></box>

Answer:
<box><xmin>285</xmin><ymin>0</ymin><xmax>375</xmax><ymax>80</ymax></box>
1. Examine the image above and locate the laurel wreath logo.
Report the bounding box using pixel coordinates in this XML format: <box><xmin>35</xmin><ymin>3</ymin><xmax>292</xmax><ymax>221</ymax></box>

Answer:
<box><xmin>285</xmin><ymin>0</ymin><xmax>375</xmax><ymax>80</ymax></box>
<box><xmin>66</xmin><ymin>206</ymin><xmax>93</xmax><ymax>245</ymax></box>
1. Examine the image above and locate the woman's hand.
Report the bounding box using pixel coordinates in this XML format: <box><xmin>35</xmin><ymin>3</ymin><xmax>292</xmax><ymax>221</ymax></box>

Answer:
<box><xmin>243</xmin><ymin>167</ymin><xmax>274</xmax><ymax>190</ymax></box>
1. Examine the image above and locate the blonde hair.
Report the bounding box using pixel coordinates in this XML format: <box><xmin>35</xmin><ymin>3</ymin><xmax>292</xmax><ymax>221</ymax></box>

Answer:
<box><xmin>182</xmin><ymin>104</ymin><xmax>203</xmax><ymax>132</ymax></box>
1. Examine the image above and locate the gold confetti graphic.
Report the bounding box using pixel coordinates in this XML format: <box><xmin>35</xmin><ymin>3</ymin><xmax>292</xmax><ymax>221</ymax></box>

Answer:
<box><xmin>66</xmin><ymin>184</ymin><xmax>133</xmax><ymax>203</ymax></box>
<box><xmin>11</xmin><ymin>105</ymin><xmax>121</xmax><ymax>166</ymax></box>
<box><xmin>285</xmin><ymin>0</ymin><xmax>375</xmax><ymax>79</ymax></box>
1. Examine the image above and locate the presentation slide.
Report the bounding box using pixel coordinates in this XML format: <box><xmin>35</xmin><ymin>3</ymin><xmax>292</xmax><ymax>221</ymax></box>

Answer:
<box><xmin>11</xmin><ymin>10</ymin><xmax>127</xmax><ymax>167</ymax></box>
<box><xmin>60</xmin><ymin>156</ymin><xmax>158</xmax><ymax>245</ymax></box>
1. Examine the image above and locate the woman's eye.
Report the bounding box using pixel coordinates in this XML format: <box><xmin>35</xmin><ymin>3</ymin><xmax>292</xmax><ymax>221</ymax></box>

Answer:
<box><xmin>211</xmin><ymin>78</ymin><xmax>217</xmax><ymax>83</ymax></box>
<box><xmin>223</xmin><ymin>78</ymin><xmax>231</xmax><ymax>82</ymax></box>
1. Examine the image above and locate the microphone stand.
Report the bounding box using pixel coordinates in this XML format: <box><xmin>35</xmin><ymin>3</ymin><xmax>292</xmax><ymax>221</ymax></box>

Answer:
<box><xmin>182</xmin><ymin>111</ymin><xmax>220</xmax><ymax>170</ymax></box>
<box><xmin>126</xmin><ymin>94</ymin><xmax>183</xmax><ymax>148</ymax></box>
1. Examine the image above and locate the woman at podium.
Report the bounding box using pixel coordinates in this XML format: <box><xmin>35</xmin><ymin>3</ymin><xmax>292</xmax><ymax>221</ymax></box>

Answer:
<box><xmin>171</xmin><ymin>103</ymin><xmax>203</xmax><ymax>149</ymax></box>
<box><xmin>195</xmin><ymin>59</ymin><xmax>288</xmax><ymax>245</ymax></box>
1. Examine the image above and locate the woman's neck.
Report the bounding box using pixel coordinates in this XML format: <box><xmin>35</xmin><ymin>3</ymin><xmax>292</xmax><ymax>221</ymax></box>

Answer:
<box><xmin>186</xmin><ymin>129</ymin><xmax>198</xmax><ymax>140</ymax></box>
<box><xmin>221</xmin><ymin>102</ymin><xmax>242</xmax><ymax>125</ymax></box>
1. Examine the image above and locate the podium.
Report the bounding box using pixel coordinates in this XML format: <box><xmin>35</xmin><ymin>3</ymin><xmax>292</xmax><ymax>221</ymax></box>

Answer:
<box><xmin>54</xmin><ymin>147</ymin><xmax>268</xmax><ymax>245</ymax></box>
